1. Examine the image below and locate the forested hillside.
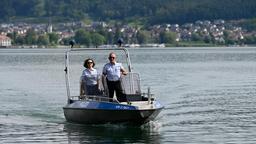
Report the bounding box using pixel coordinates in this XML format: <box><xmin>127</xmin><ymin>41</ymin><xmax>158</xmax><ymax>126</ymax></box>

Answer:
<box><xmin>1</xmin><ymin>0</ymin><xmax>256</xmax><ymax>24</ymax></box>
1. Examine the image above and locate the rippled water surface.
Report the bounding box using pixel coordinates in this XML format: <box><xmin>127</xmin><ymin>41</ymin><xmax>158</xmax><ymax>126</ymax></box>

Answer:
<box><xmin>1</xmin><ymin>47</ymin><xmax>256</xmax><ymax>143</ymax></box>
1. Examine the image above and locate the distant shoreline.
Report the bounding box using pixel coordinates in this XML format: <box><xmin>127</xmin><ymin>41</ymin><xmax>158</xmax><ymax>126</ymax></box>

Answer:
<box><xmin>2</xmin><ymin>43</ymin><xmax>256</xmax><ymax>49</ymax></box>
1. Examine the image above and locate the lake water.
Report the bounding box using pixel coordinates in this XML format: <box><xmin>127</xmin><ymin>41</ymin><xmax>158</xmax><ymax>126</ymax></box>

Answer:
<box><xmin>1</xmin><ymin>47</ymin><xmax>256</xmax><ymax>143</ymax></box>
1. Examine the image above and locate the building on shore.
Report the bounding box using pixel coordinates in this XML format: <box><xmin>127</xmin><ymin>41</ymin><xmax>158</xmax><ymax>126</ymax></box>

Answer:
<box><xmin>0</xmin><ymin>35</ymin><xmax>11</xmax><ymax>47</ymax></box>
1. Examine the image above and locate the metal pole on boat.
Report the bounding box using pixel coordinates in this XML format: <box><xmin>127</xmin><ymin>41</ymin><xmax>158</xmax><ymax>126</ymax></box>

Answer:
<box><xmin>118</xmin><ymin>38</ymin><xmax>135</xmax><ymax>94</ymax></box>
<box><xmin>148</xmin><ymin>87</ymin><xmax>151</xmax><ymax>104</ymax></box>
<box><xmin>123</xmin><ymin>48</ymin><xmax>132</xmax><ymax>73</ymax></box>
<box><xmin>64</xmin><ymin>51</ymin><xmax>71</xmax><ymax>104</ymax></box>
<box><xmin>117</xmin><ymin>38</ymin><xmax>132</xmax><ymax>72</ymax></box>
<box><xmin>64</xmin><ymin>43</ymin><xmax>73</xmax><ymax>104</ymax></box>
<box><xmin>122</xmin><ymin>48</ymin><xmax>135</xmax><ymax>93</ymax></box>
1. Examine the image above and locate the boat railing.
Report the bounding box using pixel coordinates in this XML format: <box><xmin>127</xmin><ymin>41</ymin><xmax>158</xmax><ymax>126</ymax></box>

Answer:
<box><xmin>65</xmin><ymin>47</ymin><xmax>132</xmax><ymax>104</ymax></box>
<box><xmin>70</xmin><ymin>95</ymin><xmax>120</xmax><ymax>103</ymax></box>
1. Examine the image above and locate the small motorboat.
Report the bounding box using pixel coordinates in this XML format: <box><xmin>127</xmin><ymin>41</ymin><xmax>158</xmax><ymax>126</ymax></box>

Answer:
<box><xmin>63</xmin><ymin>47</ymin><xmax>164</xmax><ymax>125</ymax></box>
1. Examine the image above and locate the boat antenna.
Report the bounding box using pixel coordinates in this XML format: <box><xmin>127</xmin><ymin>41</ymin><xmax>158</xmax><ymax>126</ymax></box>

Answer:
<box><xmin>69</xmin><ymin>40</ymin><xmax>75</xmax><ymax>48</ymax></box>
<box><xmin>117</xmin><ymin>38</ymin><xmax>123</xmax><ymax>47</ymax></box>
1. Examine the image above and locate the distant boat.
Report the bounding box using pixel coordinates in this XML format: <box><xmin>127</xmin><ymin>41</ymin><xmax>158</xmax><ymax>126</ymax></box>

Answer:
<box><xmin>63</xmin><ymin>47</ymin><xmax>164</xmax><ymax>125</ymax></box>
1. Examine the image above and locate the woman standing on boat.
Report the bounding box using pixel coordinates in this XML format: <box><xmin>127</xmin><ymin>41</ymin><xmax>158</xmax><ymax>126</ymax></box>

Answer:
<box><xmin>80</xmin><ymin>58</ymin><xmax>101</xmax><ymax>96</ymax></box>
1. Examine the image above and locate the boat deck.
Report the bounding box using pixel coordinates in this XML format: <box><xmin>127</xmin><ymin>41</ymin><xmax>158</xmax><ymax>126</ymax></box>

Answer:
<box><xmin>120</xmin><ymin>101</ymin><xmax>160</xmax><ymax>110</ymax></box>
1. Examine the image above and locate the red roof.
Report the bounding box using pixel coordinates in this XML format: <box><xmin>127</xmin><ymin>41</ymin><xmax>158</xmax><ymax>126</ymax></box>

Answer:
<box><xmin>0</xmin><ymin>35</ymin><xmax>11</xmax><ymax>41</ymax></box>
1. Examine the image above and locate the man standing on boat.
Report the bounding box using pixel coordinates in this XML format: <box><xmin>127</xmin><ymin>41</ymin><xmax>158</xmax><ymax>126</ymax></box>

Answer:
<box><xmin>103</xmin><ymin>52</ymin><xmax>127</xmax><ymax>102</ymax></box>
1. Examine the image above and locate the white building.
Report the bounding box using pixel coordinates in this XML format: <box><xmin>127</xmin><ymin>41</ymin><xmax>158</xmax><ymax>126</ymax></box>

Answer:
<box><xmin>47</xmin><ymin>23</ymin><xmax>53</xmax><ymax>33</ymax></box>
<box><xmin>0</xmin><ymin>35</ymin><xmax>12</xmax><ymax>47</ymax></box>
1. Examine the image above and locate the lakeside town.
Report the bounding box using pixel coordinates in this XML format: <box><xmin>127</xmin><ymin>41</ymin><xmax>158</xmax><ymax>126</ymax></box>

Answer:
<box><xmin>0</xmin><ymin>19</ymin><xmax>255</xmax><ymax>48</ymax></box>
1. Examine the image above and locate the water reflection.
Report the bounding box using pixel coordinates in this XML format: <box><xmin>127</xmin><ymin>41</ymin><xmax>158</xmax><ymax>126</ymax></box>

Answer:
<box><xmin>2</xmin><ymin>48</ymin><xmax>256</xmax><ymax>143</ymax></box>
<box><xmin>63</xmin><ymin>122</ymin><xmax>162</xmax><ymax>144</ymax></box>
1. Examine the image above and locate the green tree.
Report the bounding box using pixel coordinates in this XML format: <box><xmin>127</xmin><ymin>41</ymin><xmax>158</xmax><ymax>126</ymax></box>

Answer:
<box><xmin>1</xmin><ymin>0</ymin><xmax>256</xmax><ymax>24</ymax></box>
<box><xmin>106</xmin><ymin>31</ymin><xmax>114</xmax><ymax>44</ymax></box>
<box><xmin>136</xmin><ymin>30</ymin><xmax>150</xmax><ymax>44</ymax></box>
<box><xmin>60</xmin><ymin>37</ymin><xmax>74</xmax><ymax>45</ymax></box>
<box><xmin>32</xmin><ymin>0</ymin><xmax>46</xmax><ymax>16</ymax></box>
<box><xmin>225</xmin><ymin>38</ymin><xmax>236</xmax><ymax>45</ymax></box>
<box><xmin>223</xmin><ymin>30</ymin><xmax>236</xmax><ymax>45</ymax></box>
<box><xmin>37</xmin><ymin>34</ymin><xmax>50</xmax><ymax>46</ymax></box>
<box><xmin>203</xmin><ymin>35</ymin><xmax>212</xmax><ymax>43</ymax></box>
<box><xmin>244</xmin><ymin>35</ymin><xmax>256</xmax><ymax>44</ymax></box>
<box><xmin>191</xmin><ymin>33</ymin><xmax>203</xmax><ymax>41</ymax></box>
<box><xmin>159</xmin><ymin>31</ymin><xmax>176</xmax><ymax>44</ymax></box>
<box><xmin>91</xmin><ymin>33</ymin><xmax>105</xmax><ymax>47</ymax></box>
<box><xmin>0</xmin><ymin>0</ymin><xmax>15</xmax><ymax>21</ymax></box>
<box><xmin>7</xmin><ymin>32</ymin><xmax>18</xmax><ymax>44</ymax></box>
<box><xmin>25</xmin><ymin>29</ymin><xmax>37</xmax><ymax>45</ymax></box>
<box><xmin>16</xmin><ymin>35</ymin><xmax>25</xmax><ymax>45</ymax></box>
<box><xmin>74</xmin><ymin>29</ymin><xmax>91</xmax><ymax>47</ymax></box>
<box><xmin>48</xmin><ymin>33</ymin><xmax>59</xmax><ymax>45</ymax></box>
